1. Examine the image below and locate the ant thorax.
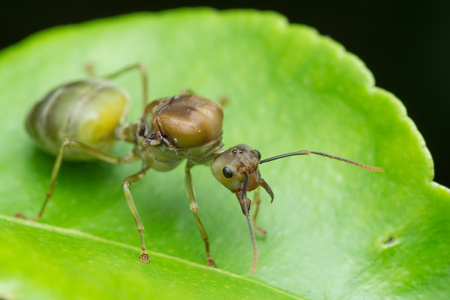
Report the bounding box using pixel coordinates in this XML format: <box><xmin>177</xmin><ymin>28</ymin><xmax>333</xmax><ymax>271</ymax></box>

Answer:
<box><xmin>119</xmin><ymin>94</ymin><xmax>224</xmax><ymax>171</ymax></box>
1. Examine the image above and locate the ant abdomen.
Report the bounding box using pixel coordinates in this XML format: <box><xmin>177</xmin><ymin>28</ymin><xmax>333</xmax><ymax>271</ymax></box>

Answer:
<box><xmin>26</xmin><ymin>78</ymin><xmax>130</xmax><ymax>160</ymax></box>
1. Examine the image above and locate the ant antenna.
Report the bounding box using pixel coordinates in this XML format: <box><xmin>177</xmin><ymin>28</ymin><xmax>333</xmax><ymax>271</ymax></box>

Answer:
<box><xmin>241</xmin><ymin>171</ymin><xmax>258</xmax><ymax>273</ymax></box>
<box><xmin>260</xmin><ymin>150</ymin><xmax>383</xmax><ymax>172</ymax></box>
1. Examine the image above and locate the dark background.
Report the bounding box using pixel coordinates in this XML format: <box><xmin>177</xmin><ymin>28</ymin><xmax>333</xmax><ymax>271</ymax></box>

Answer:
<box><xmin>1</xmin><ymin>1</ymin><xmax>449</xmax><ymax>187</ymax></box>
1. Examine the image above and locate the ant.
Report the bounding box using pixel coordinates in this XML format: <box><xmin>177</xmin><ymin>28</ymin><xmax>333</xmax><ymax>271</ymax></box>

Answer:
<box><xmin>18</xmin><ymin>64</ymin><xmax>383</xmax><ymax>273</ymax></box>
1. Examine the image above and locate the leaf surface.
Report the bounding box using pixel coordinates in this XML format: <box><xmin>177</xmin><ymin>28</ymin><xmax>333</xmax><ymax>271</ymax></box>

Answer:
<box><xmin>0</xmin><ymin>8</ymin><xmax>449</xmax><ymax>300</ymax></box>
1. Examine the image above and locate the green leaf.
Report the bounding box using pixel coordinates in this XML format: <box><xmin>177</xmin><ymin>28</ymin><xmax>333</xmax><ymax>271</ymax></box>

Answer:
<box><xmin>0</xmin><ymin>8</ymin><xmax>449</xmax><ymax>299</ymax></box>
<box><xmin>0</xmin><ymin>216</ymin><xmax>292</xmax><ymax>299</ymax></box>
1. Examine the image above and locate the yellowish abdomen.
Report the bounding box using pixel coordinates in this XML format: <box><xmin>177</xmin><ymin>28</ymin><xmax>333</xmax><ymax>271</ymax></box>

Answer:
<box><xmin>26</xmin><ymin>79</ymin><xmax>129</xmax><ymax>160</ymax></box>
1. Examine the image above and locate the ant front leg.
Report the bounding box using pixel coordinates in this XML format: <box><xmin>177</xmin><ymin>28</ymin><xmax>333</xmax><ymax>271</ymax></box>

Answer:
<box><xmin>122</xmin><ymin>166</ymin><xmax>151</xmax><ymax>262</ymax></box>
<box><xmin>184</xmin><ymin>163</ymin><xmax>217</xmax><ymax>267</ymax></box>
<box><xmin>252</xmin><ymin>187</ymin><xmax>267</xmax><ymax>237</ymax></box>
<box><xmin>16</xmin><ymin>138</ymin><xmax>137</xmax><ymax>221</ymax></box>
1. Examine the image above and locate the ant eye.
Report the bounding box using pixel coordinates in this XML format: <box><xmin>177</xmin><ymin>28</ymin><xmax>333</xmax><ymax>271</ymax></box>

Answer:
<box><xmin>222</xmin><ymin>166</ymin><xmax>233</xmax><ymax>178</ymax></box>
<box><xmin>254</xmin><ymin>150</ymin><xmax>261</xmax><ymax>160</ymax></box>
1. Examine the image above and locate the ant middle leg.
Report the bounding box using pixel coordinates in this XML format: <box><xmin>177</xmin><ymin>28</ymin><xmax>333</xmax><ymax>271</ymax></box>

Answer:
<box><xmin>122</xmin><ymin>166</ymin><xmax>151</xmax><ymax>262</ymax></box>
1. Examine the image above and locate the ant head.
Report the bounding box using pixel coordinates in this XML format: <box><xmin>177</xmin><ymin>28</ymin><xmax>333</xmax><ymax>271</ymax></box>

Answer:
<box><xmin>211</xmin><ymin>144</ymin><xmax>260</xmax><ymax>193</ymax></box>
<box><xmin>211</xmin><ymin>144</ymin><xmax>274</xmax><ymax>213</ymax></box>
<box><xmin>211</xmin><ymin>144</ymin><xmax>274</xmax><ymax>273</ymax></box>
<box><xmin>211</xmin><ymin>143</ymin><xmax>383</xmax><ymax>273</ymax></box>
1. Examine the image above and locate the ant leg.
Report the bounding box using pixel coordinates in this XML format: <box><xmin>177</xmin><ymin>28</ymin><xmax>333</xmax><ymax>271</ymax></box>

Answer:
<box><xmin>218</xmin><ymin>96</ymin><xmax>228</xmax><ymax>107</ymax></box>
<box><xmin>86</xmin><ymin>63</ymin><xmax>148</xmax><ymax>111</ymax></box>
<box><xmin>252</xmin><ymin>188</ymin><xmax>267</xmax><ymax>237</ymax></box>
<box><xmin>15</xmin><ymin>138</ymin><xmax>137</xmax><ymax>221</ymax></box>
<box><xmin>180</xmin><ymin>88</ymin><xmax>195</xmax><ymax>95</ymax></box>
<box><xmin>184</xmin><ymin>163</ymin><xmax>217</xmax><ymax>267</ymax></box>
<box><xmin>179</xmin><ymin>88</ymin><xmax>228</xmax><ymax>107</ymax></box>
<box><xmin>103</xmin><ymin>64</ymin><xmax>148</xmax><ymax>111</ymax></box>
<box><xmin>178</xmin><ymin>88</ymin><xmax>228</xmax><ymax>108</ymax></box>
<box><xmin>122</xmin><ymin>167</ymin><xmax>151</xmax><ymax>262</ymax></box>
<box><xmin>85</xmin><ymin>63</ymin><xmax>97</xmax><ymax>77</ymax></box>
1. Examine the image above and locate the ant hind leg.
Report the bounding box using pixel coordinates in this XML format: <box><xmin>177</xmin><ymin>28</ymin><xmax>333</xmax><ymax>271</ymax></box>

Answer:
<box><xmin>16</xmin><ymin>138</ymin><xmax>136</xmax><ymax>221</ymax></box>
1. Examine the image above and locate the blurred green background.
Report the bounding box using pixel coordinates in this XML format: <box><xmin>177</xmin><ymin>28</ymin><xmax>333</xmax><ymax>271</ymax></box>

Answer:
<box><xmin>1</xmin><ymin>1</ymin><xmax>449</xmax><ymax>188</ymax></box>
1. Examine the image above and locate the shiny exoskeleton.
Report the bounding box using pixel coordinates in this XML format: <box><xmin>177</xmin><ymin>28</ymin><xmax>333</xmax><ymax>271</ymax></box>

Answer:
<box><xmin>19</xmin><ymin>64</ymin><xmax>383</xmax><ymax>273</ymax></box>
